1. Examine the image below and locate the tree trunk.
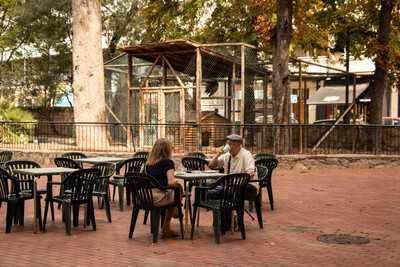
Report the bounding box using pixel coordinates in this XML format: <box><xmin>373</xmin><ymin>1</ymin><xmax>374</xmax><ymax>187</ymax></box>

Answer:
<box><xmin>72</xmin><ymin>0</ymin><xmax>108</xmax><ymax>149</ymax></box>
<box><xmin>272</xmin><ymin>0</ymin><xmax>292</xmax><ymax>153</ymax></box>
<box><xmin>244</xmin><ymin>50</ymin><xmax>257</xmax><ymax>147</ymax></box>
<box><xmin>369</xmin><ymin>0</ymin><xmax>393</xmax><ymax>125</ymax></box>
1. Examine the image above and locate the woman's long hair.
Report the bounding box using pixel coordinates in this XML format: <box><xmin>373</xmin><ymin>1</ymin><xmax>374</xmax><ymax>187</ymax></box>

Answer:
<box><xmin>147</xmin><ymin>138</ymin><xmax>172</xmax><ymax>166</ymax></box>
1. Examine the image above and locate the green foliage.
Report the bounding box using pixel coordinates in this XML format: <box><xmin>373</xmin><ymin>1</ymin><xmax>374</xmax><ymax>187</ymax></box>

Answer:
<box><xmin>0</xmin><ymin>0</ymin><xmax>72</xmax><ymax>108</ymax></box>
<box><xmin>2</xmin><ymin>0</ymin><xmax>400</xmax><ymax>117</ymax></box>
<box><xmin>0</xmin><ymin>101</ymin><xmax>36</xmax><ymax>144</ymax></box>
<box><xmin>102</xmin><ymin>0</ymin><xmax>145</xmax><ymax>59</ymax></box>
<box><xmin>0</xmin><ymin>103</ymin><xmax>36</xmax><ymax>122</ymax></box>
<box><xmin>140</xmin><ymin>0</ymin><xmax>258</xmax><ymax>44</ymax></box>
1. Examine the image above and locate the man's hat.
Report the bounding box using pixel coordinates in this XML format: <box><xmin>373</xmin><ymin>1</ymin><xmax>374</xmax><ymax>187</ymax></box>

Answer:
<box><xmin>226</xmin><ymin>134</ymin><xmax>243</xmax><ymax>143</ymax></box>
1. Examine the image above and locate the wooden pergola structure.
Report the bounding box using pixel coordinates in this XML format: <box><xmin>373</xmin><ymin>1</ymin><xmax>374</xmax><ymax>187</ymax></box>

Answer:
<box><xmin>121</xmin><ymin>39</ymin><xmax>269</xmax><ymax>148</ymax></box>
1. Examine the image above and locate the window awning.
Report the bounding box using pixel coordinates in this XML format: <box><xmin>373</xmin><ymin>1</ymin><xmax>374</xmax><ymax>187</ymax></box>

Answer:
<box><xmin>307</xmin><ymin>83</ymin><xmax>369</xmax><ymax>105</ymax></box>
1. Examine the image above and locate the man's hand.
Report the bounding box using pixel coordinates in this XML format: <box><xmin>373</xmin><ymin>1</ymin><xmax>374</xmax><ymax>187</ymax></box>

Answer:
<box><xmin>217</xmin><ymin>145</ymin><xmax>225</xmax><ymax>154</ymax></box>
<box><xmin>209</xmin><ymin>148</ymin><xmax>224</xmax><ymax>169</ymax></box>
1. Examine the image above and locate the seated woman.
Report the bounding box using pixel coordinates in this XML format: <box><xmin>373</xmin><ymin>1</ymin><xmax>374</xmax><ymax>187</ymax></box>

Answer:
<box><xmin>145</xmin><ymin>138</ymin><xmax>182</xmax><ymax>238</ymax></box>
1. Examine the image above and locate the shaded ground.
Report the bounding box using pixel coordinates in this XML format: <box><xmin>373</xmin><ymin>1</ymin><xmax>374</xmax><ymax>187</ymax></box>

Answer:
<box><xmin>0</xmin><ymin>167</ymin><xmax>399</xmax><ymax>266</ymax></box>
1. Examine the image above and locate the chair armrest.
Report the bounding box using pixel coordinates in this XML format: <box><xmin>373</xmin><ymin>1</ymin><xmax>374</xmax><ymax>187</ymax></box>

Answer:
<box><xmin>47</xmin><ymin>181</ymin><xmax>62</xmax><ymax>185</ymax></box>
<box><xmin>195</xmin><ymin>185</ymin><xmax>214</xmax><ymax>191</ymax></box>
<box><xmin>249</xmin><ymin>179</ymin><xmax>262</xmax><ymax>183</ymax></box>
<box><xmin>112</xmin><ymin>175</ymin><xmax>124</xmax><ymax>179</ymax></box>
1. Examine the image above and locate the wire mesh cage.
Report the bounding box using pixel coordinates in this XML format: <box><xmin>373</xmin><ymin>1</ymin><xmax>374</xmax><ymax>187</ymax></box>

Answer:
<box><xmin>103</xmin><ymin>41</ymin><xmax>272</xmax><ymax>150</ymax></box>
<box><xmin>103</xmin><ymin>40</ymin><xmax>375</xmax><ymax>152</ymax></box>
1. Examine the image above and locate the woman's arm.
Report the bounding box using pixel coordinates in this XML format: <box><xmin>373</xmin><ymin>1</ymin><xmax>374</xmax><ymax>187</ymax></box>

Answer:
<box><xmin>166</xmin><ymin>169</ymin><xmax>176</xmax><ymax>187</ymax></box>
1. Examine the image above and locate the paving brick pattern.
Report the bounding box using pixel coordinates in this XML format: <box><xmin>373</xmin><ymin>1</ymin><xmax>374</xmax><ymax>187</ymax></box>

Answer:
<box><xmin>0</xmin><ymin>167</ymin><xmax>399</xmax><ymax>266</ymax></box>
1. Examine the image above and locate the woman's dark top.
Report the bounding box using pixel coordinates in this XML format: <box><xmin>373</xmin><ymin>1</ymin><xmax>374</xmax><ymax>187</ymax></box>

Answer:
<box><xmin>145</xmin><ymin>159</ymin><xmax>175</xmax><ymax>187</ymax></box>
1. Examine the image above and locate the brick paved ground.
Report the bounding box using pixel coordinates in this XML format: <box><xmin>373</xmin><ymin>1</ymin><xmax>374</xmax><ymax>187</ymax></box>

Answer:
<box><xmin>0</xmin><ymin>167</ymin><xmax>399</xmax><ymax>267</ymax></box>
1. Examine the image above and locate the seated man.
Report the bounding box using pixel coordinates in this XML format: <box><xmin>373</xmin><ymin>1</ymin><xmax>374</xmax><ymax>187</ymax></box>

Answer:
<box><xmin>208</xmin><ymin>133</ymin><xmax>258</xmax><ymax>203</ymax></box>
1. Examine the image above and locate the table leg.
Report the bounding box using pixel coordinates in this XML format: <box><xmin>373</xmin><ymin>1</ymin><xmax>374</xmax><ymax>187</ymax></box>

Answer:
<box><xmin>47</xmin><ymin>175</ymin><xmax>55</xmax><ymax>221</ymax></box>
<box><xmin>118</xmin><ymin>185</ymin><xmax>124</xmax><ymax>211</ymax></box>
<box><xmin>33</xmin><ymin>177</ymin><xmax>38</xmax><ymax>234</ymax></box>
<box><xmin>184</xmin><ymin>180</ymin><xmax>190</xmax><ymax>239</ymax></box>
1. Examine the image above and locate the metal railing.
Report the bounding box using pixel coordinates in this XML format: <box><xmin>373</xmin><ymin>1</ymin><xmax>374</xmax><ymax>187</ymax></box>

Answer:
<box><xmin>0</xmin><ymin>121</ymin><xmax>399</xmax><ymax>155</ymax></box>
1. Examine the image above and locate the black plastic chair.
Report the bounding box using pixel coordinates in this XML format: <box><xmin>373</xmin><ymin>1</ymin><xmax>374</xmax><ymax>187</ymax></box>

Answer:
<box><xmin>133</xmin><ymin>151</ymin><xmax>149</xmax><ymax>159</ymax></box>
<box><xmin>126</xmin><ymin>172</ymin><xmax>184</xmax><ymax>243</ymax></box>
<box><xmin>254</xmin><ymin>152</ymin><xmax>276</xmax><ymax>161</ymax></box>
<box><xmin>181</xmin><ymin>156</ymin><xmax>208</xmax><ymax>171</ymax></box>
<box><xmin>181</xmin><ymin>156</ymin><xmax>209</xmax><ymax>224</ymax></box>
<box><xmin>186</xmin><ymin>152</ymin><xmax>207</xmax><ymax>160</ymax></box>
<box><xmin>255</xmin><ymin>158</ymin><xmax>279</xmax><ymax>210</ymax></box>
<box><xmin>92</xmin><ymin>162</ymin><xmax>115</xmax><ymax>223</ymax></box>
<box><xmin>109</xmin><ymin>158</ymin><xmax>146</xmax><ymax>210</ymax></box>
<box><xmin>5</xmin><ymin>160</ymin><xmax>45</xmax><ymax>227</ymax></box>
<box><xmin>61</xmin><ymin>152</ymin><xmax>87</xmax><ymax>168</ymax></box>
<box><xmin>54</xmin><ymin>157</ymin><xmax>82</xmax><ymax>170</ymax></box>
<box><xmin>0</xmin><ymin>167</ymin><xmax>21</xmax><ymax>233</ymax></box>
<box><xmin>54</xmin><ymin>157</ymin><xmax>82</xmax><ymax>210</ymax></box>
<box><xmin>43</xmin><ymin>168</ymin><xmax>100</xmax><ymax>235</ymax></box>
<box><xmin>191</xmin><ymin>173</ymin><xmax>250</xmax><ymax>244</ymax></box>
<box><xmin>61</xmin><ymin>152</ymin><xmax>87</xmax><ymax>160</ymax></box>
<box><xmin>0</xmin><ymin>151</ymin><xmax>12</xmax><ymax>167</ymax></box>
<box><xmin>244</xmin><ymin>166</ymin><xmax>268</xmax><ymax>229</ymax></box>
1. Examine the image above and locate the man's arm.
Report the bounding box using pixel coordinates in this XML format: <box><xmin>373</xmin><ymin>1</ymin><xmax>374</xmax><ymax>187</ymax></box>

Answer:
<box><xmin>244</xmin><ymin>151</ymin><xmax>256</xmax><ymax>176</ymax></box>
<box><xmin>208</xmin><ymin>149</ymin><xmax>224</xmax><ymax>169</ymax></box>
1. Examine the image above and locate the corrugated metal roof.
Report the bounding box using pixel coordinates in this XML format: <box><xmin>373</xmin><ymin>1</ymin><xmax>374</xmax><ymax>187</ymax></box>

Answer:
<box><xmin>307</xmin><ymin>83</ymin><xmax>370</xmax><ymax>105</ymax></box>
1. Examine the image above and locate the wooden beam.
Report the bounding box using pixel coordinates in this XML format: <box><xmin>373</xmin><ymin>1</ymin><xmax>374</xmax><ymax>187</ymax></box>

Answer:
<box><xmin>127</xmin><ymin>55</ymin><xmax>133</xmax><ymax>149</ymax></box>
<box><xmin>200</xmin><ymin>42</ymin><xmax>257</xmax><ymax>49</ymax></box>
<box><xmin>352</xmin><ymin>76</ymin><xmax>357</xmax><ymax>123</ymax></box>
<box><xmin>103</xmin><ymin>67</ymin><xmax>128</xmax><ymax>74</ymax></box>
<box><xmin>200</xmin><ymin>96</ymin><xmax>233</xmax><ymax>100</ymax></box>
<box><xmin>163</xmin><ymin>56</ymin><xmax>186</xmax><ymax>89</ymax></box>
<box><xmin>240</xmin><ymin>45</ymin><xmax>245</xmax><ymax>129</ymax></box>
<box><xmin>290</xmin><ymin>57</ymin><xmax>350</xmax><ymax>74</ymax></box>
<box><xmin>312</xmin><ymin>102</ymin><xmax>355</xmax><ymax>152</ymax></box>
<box><xmin>137</xmin><ymin>56</ymin><xmax>160</xmax><ymax>148</ymax></box>
<box><xmin>299</xmin><ymin>61</ymin><xmax>303</xmax><ymax>153</ymax></box>
<box><xmin>130</xmin><ymin>86</ymin><xmax>191</xmax><ymax>90</ymax></box>
<box><xmin>127</xmin><ymin>50</ymin><xmax>195</xmax><ymax>57</ymax></box>
<box><xmin>232</xmin><ymin>63</ymin><xmax>236</xmax><ymax>122</ymax></box>
<box><xmin>196</xmin><ymin>48</ymin><xmax>202</xmax><ymax>150</ymax></box>
<box><xmin>139</xmin><ymin>55</ymin><xmax>161</xmax><ymax>89</ymax></box>
<box><xmin>263</xmin><ymin>73</ymin><xmax>268</xmax><ymax>124</ymax></box>
<box><xmin>105</xmin><ymin>105</ymin><xmax>127</xmax><ymax>133</ymax></box>
<box><xmin>162</xmin><ymin>57</ymin><xmax>167</xmax><ymax>86</ymax></box>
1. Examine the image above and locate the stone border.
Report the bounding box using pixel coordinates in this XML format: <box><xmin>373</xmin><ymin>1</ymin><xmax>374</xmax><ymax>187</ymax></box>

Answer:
<box><xmin>5</xmin><ymin>149</ymin><xmax>400</xmax><ymax>170</ymax></box>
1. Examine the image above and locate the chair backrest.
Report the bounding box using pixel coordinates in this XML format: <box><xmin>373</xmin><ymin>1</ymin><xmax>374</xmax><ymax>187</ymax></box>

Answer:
<box><xmin>116</xmin><ymin>158</ymin><xmax>146</xmax><ymax>175</ymax></box>
<box><xmin>256</xmin><ymin>165</ymin><xmax>268</xmax><ymax>187</ymax></box>
<box><xmin>61</xmin><ymin>152</ymin><xmax>87</xmax><ymax>160</ymax></box>
<box><xmin>62</xmin><ymin>168</ymin><xmax>99</xmax><ymax>203</ymax></box>
<box><xmin>254</xmin><ymin>152</ymin><xmax>276</xmax><ymax>161</ymax></box>
<box><xmin>217</xmin><ymin>173</ymin><xmax>250</xmax><ymax>209</ymax></box>
<box><xmin>133</xmin><ymin>151</ymin><xmax>149</xmax><ymax>159</ymax></box>
<box><xmin>181</xmin><ymin>157</ymin><xmax>208</xmax><ymax>171</ymax></box>
<box><xmin>255</xmin><ymin>158</ymin><xmax>278</xmax><ymax>186</ymax></box>
<box><xmin>125</xmin><ymin>172</ymin><xmax>163</xmax><ymax>209</ymax></box>
<box><xmin>0</xmin><ymin>151</ymin><xmax>12</xmax><ymax>164</ymax></box>
<box><xmin>186</xmin><ymin>152</ymin><xmax>207</xmax><ymax>160</ymax></box>
<box><xmin>93</xmin><ymin>162</ymin><xmax>115</xmax><ymax>192</ymax></box>
<box><xmin>5</xmin><ymin>160</ymin><xmax>41</xmax><ymax>192</ymax></box>
<box><xmin>0</xmin><ymin>167</ymin><xmax>14</xmax><ymax>201</ymax></box>
<box><xmin>54</xmin><ymin>157</ymin><xmax>82</xmax><ymax>170</ymax></box>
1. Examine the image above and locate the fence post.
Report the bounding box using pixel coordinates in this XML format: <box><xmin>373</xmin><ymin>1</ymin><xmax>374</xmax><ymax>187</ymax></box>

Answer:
<box><xmin>299</xmin><ymin>124</ymin><xmax>303</xmax><ymax>154</ymax></box>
